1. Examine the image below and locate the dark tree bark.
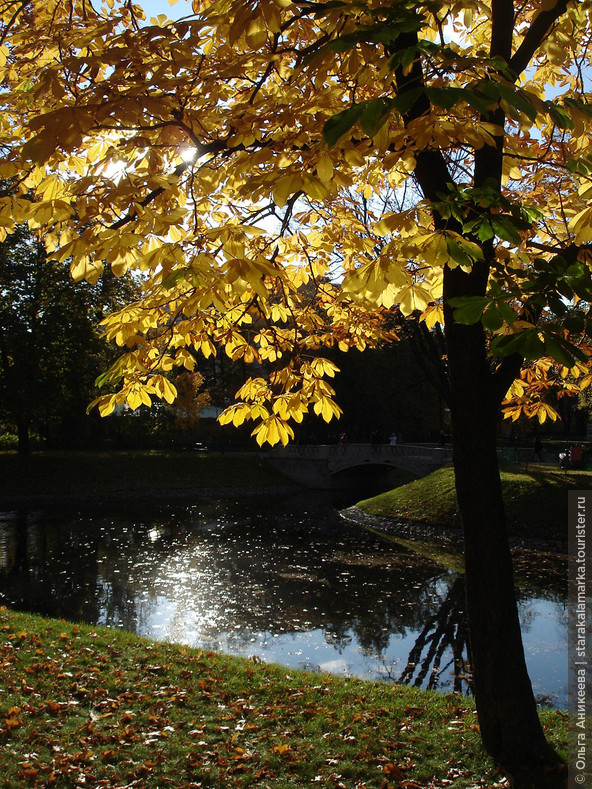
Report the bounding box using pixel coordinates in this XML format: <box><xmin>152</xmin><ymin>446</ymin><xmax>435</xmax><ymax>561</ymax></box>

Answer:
<box><xmin>389</xmin><ymin>4</ymin><xmax>571</xmax><ymax>783</ymax></box>
<box><xmin>443</xmin><ymin>268</ymin><xmax>565</xmax><ymax>787</ymax></box>
<box><xmin>17</xmin><ymin>419</ymin><xmax>30</xmax><ymax>456</ymax></box>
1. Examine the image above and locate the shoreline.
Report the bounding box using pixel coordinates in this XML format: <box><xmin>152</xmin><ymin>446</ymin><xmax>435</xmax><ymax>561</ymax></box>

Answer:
<box><xmin>0</xmin><ymin>484</ymin><xmax>299</xmax><ymax>511</ymax></box>
<box><xmin>339</xmin><ymin>504</ymin><xmax>569</xmax><ymax>555</ymax></box>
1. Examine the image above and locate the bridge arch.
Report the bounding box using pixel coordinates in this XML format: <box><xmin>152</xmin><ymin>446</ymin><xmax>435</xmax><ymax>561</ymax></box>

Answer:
<box><xmin>267</xmin><ymin>443</ymin><xmax>453</xmax><ymax>489</ymax></box>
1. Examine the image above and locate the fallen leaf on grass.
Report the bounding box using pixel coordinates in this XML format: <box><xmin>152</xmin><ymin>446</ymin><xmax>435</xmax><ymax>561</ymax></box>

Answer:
<box><xmin>19</xmin><ymin>766</ymin><xmax>38</xmax><ymax>782</ymax></box>
<box><xmin>231</xmin><ymin>747</ymin><xmax>252</xmax><ymax>761</ymax></box>
<box><xmin>5</xmin><ymin>714</ymin><xmax>23</xmax><ymax>730</ymax></box>
<box><xmin>272</xmin><ymin>742</ymin><xmax>291</xmax><ymax>755</ymax></box>
<box><xmin>45</xmin><ymin>701</ymin><xmax>61</xmax><ymax>716</ymax></box>
<box><xmin>403</xmin><ymin>707</ymin><xmax>424</xmax><ymax>718</ymax></box>
<box><xmin>384</xmin><ymin>761</ymin><xmax>406</xmax><ymax>779</ymax></box>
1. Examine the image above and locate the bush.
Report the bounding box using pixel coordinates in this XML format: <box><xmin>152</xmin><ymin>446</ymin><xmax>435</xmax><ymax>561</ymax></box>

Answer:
<box><xmin>0</xmin><ymin>431</ymin><xmax>17</xmax><ymax>450</ymax></box>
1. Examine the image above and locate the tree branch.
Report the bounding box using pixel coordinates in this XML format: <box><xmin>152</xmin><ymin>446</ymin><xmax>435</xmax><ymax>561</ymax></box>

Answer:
<box><xmin>109</xmin><ymin>138</ymin><xmax>237</xmax><ymax>231</ymax></box>
<box><xmin>527</xmin><ymin>240</ymin><xmax>592</xmax><ymax>257</ymax></box>
<box><xmin>490</xmin><ymin>0</ymin><xmax>514</xmax><ymax>61</ymax></box>
<box><xmin>392</xmin><ymin>29</ymin><xmax>457</xmax><ymax>219</ymax></box>
<box><xmin>473</xmin><ymin>0</ymin><xmax>512</xmax><ymax>193</ymax></box>
<box><xmin>509</xmin><ymin>0</ymin><xmax>571</xmax><ymax>77</ymax></box>
<box><xmin>110</xmin><ymin>160</ymin><xmax>190</xmax><ymax>230</ymax></box>
<box><xmin>0</xmin><ymin>0</ymin><xmax>31</xmax><ymax>46</ymax></box>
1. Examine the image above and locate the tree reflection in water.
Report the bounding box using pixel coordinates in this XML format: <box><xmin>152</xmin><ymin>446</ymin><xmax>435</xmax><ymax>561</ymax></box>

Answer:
<box><xmin>398</xmin><ymin>576</ymin><xmax>471</xmax><ymax>695</ymax></box>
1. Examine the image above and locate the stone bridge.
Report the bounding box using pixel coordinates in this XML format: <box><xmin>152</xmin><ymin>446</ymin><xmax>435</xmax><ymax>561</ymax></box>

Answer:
<box><xmin>267</xmin><ymin>443</ymin><xmax>453</xmax><ymax>489</ymax></box>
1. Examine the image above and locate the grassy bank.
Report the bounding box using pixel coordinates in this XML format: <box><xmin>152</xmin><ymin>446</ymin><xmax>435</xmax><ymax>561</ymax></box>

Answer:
<box><xmin>357</xmin><ymin>466</ymin><xmax>591</xmax><ymax>543</ymax></box>
<box><xmin>0</xmin><ymin>450</ymin><xmax>291</xmax><ymax>501</ymax></box>
<box><xmin>0</xmin><ymin>607</ymin><xmax>568</xmax><ymax>789</ymax></box>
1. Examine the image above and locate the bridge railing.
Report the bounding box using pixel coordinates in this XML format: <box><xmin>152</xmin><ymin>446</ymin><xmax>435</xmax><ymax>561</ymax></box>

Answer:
<box><xmin>270</xmin><ymin>443</ymin><xmax>454</xmax><ymax>463</ymax></box>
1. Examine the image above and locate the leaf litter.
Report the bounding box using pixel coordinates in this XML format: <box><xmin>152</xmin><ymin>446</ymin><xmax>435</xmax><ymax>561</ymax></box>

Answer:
<box><xmin>0</xmin><ymin>607</ymin><xmax>567</xmax><ymax>788</ymax></box>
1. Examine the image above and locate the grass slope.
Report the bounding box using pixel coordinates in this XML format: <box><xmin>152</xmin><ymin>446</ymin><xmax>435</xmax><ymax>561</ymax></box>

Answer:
<box><xmin>357</xmin><ymin>466</ymin><xmax>592</xmax><ymax>542</ymax></box>
<box><xmin>0</xmin><ymin>608</ymin><xmax>568</xmax><ymax>789</ymax></box>
<box><xmin>0</xmin><ymin>451</ymin><xmax>290</xmax><ymax>500</ymax></box>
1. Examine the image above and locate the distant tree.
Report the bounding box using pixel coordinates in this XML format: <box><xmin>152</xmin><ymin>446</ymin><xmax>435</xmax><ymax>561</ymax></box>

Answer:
<box><xmin>0</xmin><ymin>226</ymin><xmax>137</xmax><ymax>453</ymax></box>
<box><xmin>160</xmin><ymin>370</ymin><xmax>211</xmax><ymax>445</ymax></box>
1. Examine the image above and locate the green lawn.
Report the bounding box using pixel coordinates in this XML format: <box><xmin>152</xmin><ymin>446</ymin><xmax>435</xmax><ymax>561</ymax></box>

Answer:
<box><xmin>357</xmin><ymin>465</ymin><xmax>591</xmax><ymax>542</ymax></box>
<box><xmin>0</xmin><ymin>607</ymin><xmax>568</xmax><ymax>789</ymax></box>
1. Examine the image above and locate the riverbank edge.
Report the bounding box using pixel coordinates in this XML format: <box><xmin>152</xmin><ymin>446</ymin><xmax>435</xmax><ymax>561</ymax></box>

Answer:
<box><xmin>339</xmin><ymin>505</ymin><xmax>569</xmax><ymax>554</ymax></box>
<box><xmin>0</xmin><ymin>484</ymin><xmax>299</xmax><ymax>511</ymax></box>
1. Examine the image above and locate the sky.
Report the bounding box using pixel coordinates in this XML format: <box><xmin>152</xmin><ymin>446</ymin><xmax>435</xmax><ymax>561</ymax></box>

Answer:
<box><xmin>134</xmin><ymin>0</ymin><xmax>192</xmax><ymax>22</ymax></box>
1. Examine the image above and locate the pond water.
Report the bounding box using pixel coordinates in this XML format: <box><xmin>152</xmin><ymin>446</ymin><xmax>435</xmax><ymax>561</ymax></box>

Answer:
<box><xmin>0</xmin><ymin>493</ymin><xmax>567</xmax><ymax>707</ymax></box>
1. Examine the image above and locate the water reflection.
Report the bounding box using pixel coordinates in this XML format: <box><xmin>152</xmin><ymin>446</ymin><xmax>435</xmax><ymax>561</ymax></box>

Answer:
<box><xmin>0</xmin><ymin>495</ymin><xmax>568</xmax><ymax>707</ymax></box>
<box><xmin>399</xmin><ymin>576</ymin><xmax>469</xmax><ymax>693</ymax></box>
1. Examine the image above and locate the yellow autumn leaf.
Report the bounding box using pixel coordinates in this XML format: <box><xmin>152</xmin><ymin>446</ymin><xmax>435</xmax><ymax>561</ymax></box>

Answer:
<box><xmin>416</xmin><ymin>232</ymin><xmax>450</xmax><ymax>267</ymax></box>
<box><xmin>157</xmin><ymin>377</ymin><xmax>177</xmax><ymax>404</ymax></box>
<box><xmin>70</xmin><ymin>256</ymin><xmax>103</xmax><ymax>284</ymax></box>
<box><xmin>126</xmin><ymin>389</ymin><xmax>144</xmax><ymax>410</ymax></box>
<box><xmin>313</xmin><ymin>395</ymin><xmax>342</xmax><ymax>422</ymax></box>
<box><xmin>398</xmin><ymin>284</ymin><xmax>433</xmax><ymax>316</ymax></box>
<box><xmin>568</xmin><ymin>207</ymin><xmax>592</xmax><ymax>243</ymax></box>
<box><xmin>310</xmin><ymin>357</ymin><xmax>339</xmax><ymax>378</ymax></box>
<box><xmin>502</xmin><ymin>405</ymin><xmax>523</xmax><ymax>422</ymax></box>
<box><xmin>219</xmin><ymin>403</ymin><xmax>252</xmax><ymax>427</ymax></box>
<box><xmin>317</xmin><ymin>153</ymin><xmax>334</xmax><ymax>184</ymax></box>
<box><xmin>90</xmin><ymin>395</ymin><xmax>117</xmax><ymax>417</ymax></box>
<box><xmin>421</xmin><ymin>304</ymin><xmax>444</xmax><ymax>329</ymax></box>
<box><xmin>272</xmin><ymin>743</ymin><xmax>291</xmax><ymax>755</ymax></box>
<box><xmin>251</xmin><ymin>415</ymin><xmax>294</xmax><ymax>446</ymax></box>
<box><xmin>246</xmin><ymin>17</ymin><xmax>267</xmax><ymax>48</ymax></box>
<box><xmin>273</xmin><ymin>174</ymin><xmax>302</xmax><ymax>208</ymax></box>
<box><xmin>38</xmin><ymin>174</ymin><xmax>65</xmax><ymax>200</ymax></box>
<box><xmin>302</xmin><ymin>175</ymin><xmax>329</xmax><ymax>201</ymax></box>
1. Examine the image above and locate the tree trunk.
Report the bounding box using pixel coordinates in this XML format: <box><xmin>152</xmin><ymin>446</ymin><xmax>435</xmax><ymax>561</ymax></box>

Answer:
<box><xmin>17</xmin><ymin>419</ymin><xmax>30</xmax><ymax>456</ymax></box>
<box><xmin>445</xmin><ymin>281</ymin><xmax>565</xmax><ymax>787</ymax></box>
